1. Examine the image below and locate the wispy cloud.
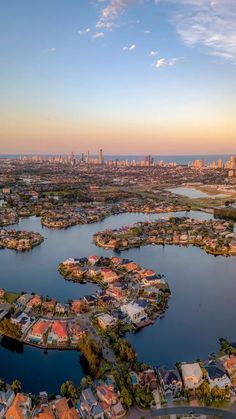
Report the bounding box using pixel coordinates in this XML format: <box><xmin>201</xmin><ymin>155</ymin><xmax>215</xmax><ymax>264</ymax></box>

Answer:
<box><xmin>149</xmin><ymin>50</ymin><xmax>158</xmax><ymax>57</ymax></box>
<box><xmin>154</xmin><ymin>57</ymin><xmax>179</xmax><ymax>68</ymax></box>
<box><xmin>123</xmin><ymin>44</ymin><xmax>136</xmax><ymax>51</ymax></box>
<box><xmin>78</xmin><ymin>28</ymin><xmax>91</xmax><ymax>35</ymax></box>
<box><xmin>163</xmin><ymin>0</ymin><xmax>236</xmax><ymax>64</ymax></box>
<box><xmin>94</xmin><ymin>0</ymin><xmax>236</xmax><ymax>64</ymax></box>
<box><xmin>42</xmin><ymin>47</ymin><xmax>56</xmax><ymax>54</ymax></box>
<box><xmin>92</xmin><ymin>31</ymin><xmax>105</xmax><ymax>39</ymax></box>
<box><xmin>96</xmin><ymin>0</ymin><xmax>133</xmax><ymax>29</ymax></box>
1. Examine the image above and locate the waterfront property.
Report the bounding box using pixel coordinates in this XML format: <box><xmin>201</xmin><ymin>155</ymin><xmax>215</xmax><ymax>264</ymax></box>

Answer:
<box><xmin>204</xmin><ymin>360</ymin><xmax>231</xmax><ymax>390</ymax></box>
<box><xmin>93</xmin><ymin>217</ymin><xmax>236</xmax><ymax>256</ymax></box>
<box><xmin>0</xmin><ymin>210</ymin><xmax>236</xmax><ymax>399</ymax></box>
<box><xmin>0</xmin><ymin>228</ymin><xmax>43</xmax><ymax>251</ymax></box>
<box><xmin>58</xmin><ymin>255</ymin><xmax>170</xmax><ymax>329</ymax></box>
<box><xmin>181</xmin><ymin>363</ymin><xmax>203</xmax><ymax>390</ymax></box>
<box><xmin>157</xmin><ymin>367</ymin><xmax>182</xmax><ymax>397</ymax></box>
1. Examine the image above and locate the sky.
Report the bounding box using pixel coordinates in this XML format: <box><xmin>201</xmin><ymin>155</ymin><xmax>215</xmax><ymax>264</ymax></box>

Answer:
<box><xmin>0</xmin><ymin>0</ymin><xmax>236</xmax><ymax>155</ymax></box>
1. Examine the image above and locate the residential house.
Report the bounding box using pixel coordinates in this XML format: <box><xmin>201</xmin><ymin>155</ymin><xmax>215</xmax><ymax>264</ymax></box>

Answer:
<box><xmin>223</xmin><ymin>355</ymin><xmax>236</xmax><ymax>387</ymax></box>
<box><xmin>96</xmin><ymin>384</ymin><xmax>118</xmax><ymax>406</ymax></box>
<box><xmin>88</xmin><ymin>255</ymin><xmax>100</xmax><ymax>265</ymax></box>
<box><xmin>52</xmin><ymin>397</ymin><xmax>78</xmax><ymax>419</ymax></box>
<box><xmin>95</xmin><ymin>383</ymin><xmax>125</xmax><ymax>418</ymax></box>
<box><xmin>139</xmin><ymin>369</ymin><xmax>158</xmax><ymax>391</ymax></box>
<box><xmin>6</xmin><ymin>393</ymin><xmax>32</xmax><ymax>419</ymax></box>
<box><xmin>100</xmin><ymin>269</ymin><xmax>119</xmax><ymax>284</ymax></box>
<box><xmin>11</xmin><ymin>311</ymin><xmax>34</xmax><ymax>334</ymax></box>
<box><xmin>158</xmin><ymin>367</ymin><xmax>182</xmax><ymax>396</ymax></box>
<box><xmin>71</xmin><ymin>300</ymin><xmax>85</xmax><ymax>314</ymax></box>
<box><xmin>204</xmin><ymin>360</ymin><xmax>231</xmax><ymax>390</ymax></box>
<box><xmin>111</xmin><ymin>257</ymin><xmax>123</xmax><ymax>266</ymax></box>
<box><xmin>78</xmin><ymin>388</ymin><xmax>104</xmax><ymax>419</ymax></box>
<box><xmin>26</xmin><ymin>295</ymin><xmax>42</xmax><ymax>310</ymax></box>
<box><xmin>16</xmin><ymin>294</ymin><xmax>32</xmax><ymax>309</ymax></box>
<box><xmin>181</xmin><ymin>363</ymin><xmax>203</xmax><ymax>390</ymax></box>
<box><xmin>0</xmin><ymin>388</ymin><xmax>15</xmax><ymax>410</ymax></box>
<box><xmin>124</xmin><ymin>262</ymin><xmax>141</xmax><ymax>272</ymax></box>
<box><xmin>97</xmin><ymin>314</ymin><xmax>116</xmax><ymax>330</ymax></box>
<box><xmin>55</xmin><ymin>303</ymin><xmax>68</xmax><ymax>314</ymax></box>
<box><xmin>68</xmin><ymin>321</ymin><xmax>86</xmax><ymax>343</ymax></box>
<box><xmin>121</xmin><ymin>302</ymin><xmax>146</xmax><ymax>324</ymax></box>
<box><xmin>88</xmin><ymin>267</ymin><xmax>101</xmax><ymax>278</ymax></box>
<box><xmin>48</xmin><ymin>321</ymin><xmax>68</xmax><ymax>344</ymax></box>
<box><xmin>106</xmin><ymin>286</ymin><xmax>127</xmax><ymax>301</ymax></box>
<box><xmin>28</xmin><ymin>320</ymin><xmax>51</xmax><ymax>344</ymax></box>
<box><xmin>42</xmin><ymin>299</ymin><xmax>56</xmax><ymax>313</ymax></box>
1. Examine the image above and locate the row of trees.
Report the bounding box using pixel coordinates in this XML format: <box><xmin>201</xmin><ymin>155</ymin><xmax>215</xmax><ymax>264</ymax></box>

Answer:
<box><xmin>78</xmin><ymin>336</ymin><xmax>102</xmax><ymax>375</ymax></box>
<box><xmin>196</xmin><ymin>381</ymin><xmax>230</xmax><ymax>403</ymax></box>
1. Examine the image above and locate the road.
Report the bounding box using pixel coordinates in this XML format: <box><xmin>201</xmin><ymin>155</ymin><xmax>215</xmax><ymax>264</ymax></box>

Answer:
<box><xmin>151</xmin><ymin>406</ymin><xmax>236</xmax><ymax>418</ymax></box>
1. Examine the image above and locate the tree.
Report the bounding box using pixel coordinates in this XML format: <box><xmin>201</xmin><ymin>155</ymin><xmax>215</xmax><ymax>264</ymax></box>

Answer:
<box><xmin>0</xmin><ymin>379</ymin><xmax>6</xmax><ymax>392</ymax></box>
<box><xmin>120</xmin><ymin>387</ymin><xmax>133</xmax><ymax>409</ymax></box>
<box><xmin>60</xmin><ymin>380</ymin><xmax>77</xmax><ymax>399</ymax></box>
<box><xmin>0</xmin><ymin>318</ymin><xmax>22</xmax><ymax>340</ymax></box>
<box><xmin>11</xmin><ymin>379</ymin><xmax>22</xmax><ymax>394</ymax></box>
<box><xmin>78</xmin><ymin>336</ymin><xmax>102</xmax><ymax>375</ymax></box>
<box><xmin>196</xmin><ymin>381</ymin><xmax>211</xmax><ymax>402</ymax></box>
<box><xmin>113</xmin><ymin>338</ymin><xmax>136</xmax><ymax>363</ymax></box>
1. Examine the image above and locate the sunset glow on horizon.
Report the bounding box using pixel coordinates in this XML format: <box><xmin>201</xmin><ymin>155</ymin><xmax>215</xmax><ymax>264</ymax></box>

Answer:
<box><xmin>1</xmin><ymin>0</ymin><xmax>236</xmax><ymax>155</ymax></box>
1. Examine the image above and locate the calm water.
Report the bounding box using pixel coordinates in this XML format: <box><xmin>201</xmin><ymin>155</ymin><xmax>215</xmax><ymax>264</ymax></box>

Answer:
<box><xmin>168</xmin><ymin>187</ymin><xmax>227</xmax><ymax>199</ymax></box>
<box><xmin>0</xmin><ymin>337</ymin><xmax>84</xmax><ymax>394</ymax></box>
<box><xmin>0</xmin><ymin>210</ymin><xmax>236</xmax><ymax>392</ymax></box>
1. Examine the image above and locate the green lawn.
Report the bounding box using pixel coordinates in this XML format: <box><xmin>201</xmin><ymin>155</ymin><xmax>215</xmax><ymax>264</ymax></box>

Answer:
<box><xmin>5</xmin><ymin>291</ymin><xmax>21</xmax><ymax>304</ymax></box>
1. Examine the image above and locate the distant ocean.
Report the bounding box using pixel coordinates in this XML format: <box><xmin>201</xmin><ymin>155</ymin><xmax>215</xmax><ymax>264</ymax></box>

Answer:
<box><xmin>0</xmin><ymin>154</ymin><xmax>234</xmax><ymax>165</ymax></box>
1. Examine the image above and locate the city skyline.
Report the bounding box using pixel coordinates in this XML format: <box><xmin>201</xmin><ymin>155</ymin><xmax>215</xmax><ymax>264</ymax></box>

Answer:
<box><xmin>0</xmin><ymin>0</ymin><xmax>236</xmax><ymax>154</ymax></box>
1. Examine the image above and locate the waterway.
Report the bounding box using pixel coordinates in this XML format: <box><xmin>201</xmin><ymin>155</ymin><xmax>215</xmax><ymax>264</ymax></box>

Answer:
<box><xmin>168</xmin><ymin>187</ymin><xmax>226</xmax><ymax>199</ymax></box>
<box><xmin>0</xmin><ymin>211</ymin><xmax>236</xmax><ymax>393</ymax></box>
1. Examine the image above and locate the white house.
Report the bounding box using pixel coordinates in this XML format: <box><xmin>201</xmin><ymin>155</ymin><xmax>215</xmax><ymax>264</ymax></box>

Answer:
<box><xmin>121</xmin><ymin>302</ymin><xmax>146</xmax><ymax>324</ymax></box>
<box><xmin>181</xmin><ymin>363</ymin><xmax>203</xmax><ymax>390</ymax></box>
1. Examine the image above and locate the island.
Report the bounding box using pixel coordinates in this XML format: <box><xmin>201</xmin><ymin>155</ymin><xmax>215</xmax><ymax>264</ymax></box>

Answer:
<box><xmin>93</xmin><ymin>217</ymin><xmax>236</xmax><ymax>256</ymax></box>
<box><xmin>0</xmin><ymin>228</ymin><xmax>44</xmax><ymax>251</ymax></box>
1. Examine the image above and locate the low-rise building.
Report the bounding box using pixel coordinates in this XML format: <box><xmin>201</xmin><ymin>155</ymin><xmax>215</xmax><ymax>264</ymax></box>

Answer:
<box><xmin>0</xmin><ymin>388</ymin><xmax>15</xmax><ymax>410</ymax></box>
<box><xmin>26</xmin><ymin>295</ymin><xmax>42</xmax><ymax>310</ymax></box>
<box><xmin>68</xmin><ymin>321</ymin><xmax>86</xmax><ymax>343</ymax></box>
<box><xmin>204</xmin><ymin>360</ymin><xmax>231</xmax><ymax>390</ymax></box>
<box><xmin>6</xmin><ymin>393</ymin><xmax>31</xmax><ymax>419</ymax></box>
<box><xmin>158</xmin><ymin>367</ymin><xmax>182</xmax><ymax>396</ymax></box>
<box><xmin>97</xmin><ymin>314</ymin><xmax>116</xmax><ymax>330</ymax></box>
<box><xmin>28</xmin><ymin>320</ymin><xmax>51</xmax><ymax>344</ymax></box>
<box><xmin>121</xmin><ymin>302</ymin><xmax>146</xmax><ymax>324</ymax></box>
<box><xmin>100</xmin><ymin>269</ymin><xmax>119</xmax><ymax>283</ymax></box>
<box><xmin>88</xmin><ymin>255</ymin><xmax>100</xmax><ymax>265</ymax></box>
<box><xmin>139</xmin><ymin>369</ymin><xmax>158</xmax><ymax>391</ymax></box>
<box><xmin>181</xmin><ymin>363</ymin><xmax>203</xmax><ymax>390</ymax></box>
<box><xmin>78</xmin><ymin>388</ymin><xmax>104</xmax><ymax>419</ymax></box>
<box><xmin>52</xmin><ymin>397</ymin><xmax>78</xmax><ymax>419</ymax></box>
<box><xmin>11</xmin><ymin>311</ymin><xmax>34</xmax><ymax>333</ymax></box>
<box><xmin>48</xmin><ymin>321</ymin><xmax>68</xmax><ymax>344</ymax></box>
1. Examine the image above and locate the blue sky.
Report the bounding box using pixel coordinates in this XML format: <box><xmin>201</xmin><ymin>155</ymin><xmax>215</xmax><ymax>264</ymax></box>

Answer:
<box><xmin>0</xmin><ymin>0</ymin><xmax>235</xmax><ymax>154</ymax></box>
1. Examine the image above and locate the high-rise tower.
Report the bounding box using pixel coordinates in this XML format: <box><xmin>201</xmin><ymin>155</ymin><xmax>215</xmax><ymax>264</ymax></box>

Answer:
<box><xmin>99</xmin><ymin>149</ymin><xmax>104</xmax><ymax>165</ymax></box>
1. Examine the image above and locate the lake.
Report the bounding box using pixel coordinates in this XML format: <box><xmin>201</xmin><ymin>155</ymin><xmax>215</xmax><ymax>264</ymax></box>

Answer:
<box><xmin>0</xmin><ymin>210</ymin><xmax>236</xmax><ymax>393</ymax></box>
<box><xmin>168</xmin><ymin>187</ymin><xmax>226</xmax><ymax>199</ymax></box>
